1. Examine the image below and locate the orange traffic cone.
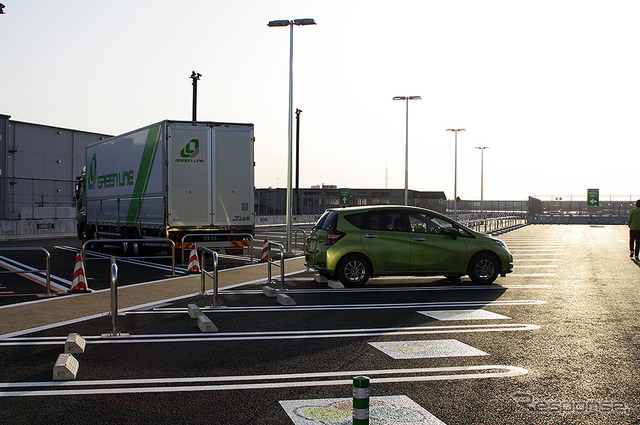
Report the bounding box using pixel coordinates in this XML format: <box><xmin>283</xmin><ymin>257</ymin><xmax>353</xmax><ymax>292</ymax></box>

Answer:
<box><xmin>260</xmin><ymin>237</ymin><xmax>269</xmax><ymax>262</ymax></box>
<box><xmin>187</xmin><ymin>243</ymin><xmax>201</xmax><ymax>273</ymax></box>
<box><xmin>69</xmin><ymin>253</ymin><xmax>91</xmax><ymax>293</ymax></box>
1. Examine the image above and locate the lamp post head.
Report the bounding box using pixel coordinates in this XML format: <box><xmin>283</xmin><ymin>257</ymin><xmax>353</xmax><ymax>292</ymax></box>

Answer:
<box><xmin>446</xmin><ymin>128</ymin><xmax>466</xmax><ymax>132</ymax></box>
<box><xmin>269</xmin><ymin>18</ymin><xmax>316</xmax><ymax>27</ymax></box>
<box><xmin>393</xmin><ymin>96</ymin><xmax>421</xmax><ymax>101</ymax></box>
<box><xmin>293</xmin><ymin>18</ymin><xmax>316</xmax><ymax>26</ymax></box>
<box><xmin>268</xmin><ymin>20</ymin><xmax>291</xmax><ymax>27</ymax></box>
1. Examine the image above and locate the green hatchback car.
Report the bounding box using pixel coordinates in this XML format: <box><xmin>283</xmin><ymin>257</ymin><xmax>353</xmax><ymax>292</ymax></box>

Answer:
<box><xmin>305</xmin><ymin>205</ymin><xmax>513</xmax><ymax>287</ymax></box>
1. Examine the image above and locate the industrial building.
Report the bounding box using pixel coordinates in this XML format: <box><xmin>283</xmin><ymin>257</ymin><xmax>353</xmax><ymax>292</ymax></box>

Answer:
<box><xmin>0</xmin><ymin>114</ymin><xmax>112</xmax><ymax>234</ymax></box>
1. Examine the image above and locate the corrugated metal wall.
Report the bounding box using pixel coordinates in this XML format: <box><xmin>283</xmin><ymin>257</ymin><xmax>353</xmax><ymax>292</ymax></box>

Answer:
<box><xmin>0</xmin><ymin>116</ymin><xmax>112</xmax><ymax>220</ymax></box>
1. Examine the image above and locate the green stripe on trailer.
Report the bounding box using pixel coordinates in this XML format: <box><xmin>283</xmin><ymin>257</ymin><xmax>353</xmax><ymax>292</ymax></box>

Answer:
<box><xmin>126</xmin><ymin>123</ymin><xmax>163</xmax><ymax>226</ymax></box>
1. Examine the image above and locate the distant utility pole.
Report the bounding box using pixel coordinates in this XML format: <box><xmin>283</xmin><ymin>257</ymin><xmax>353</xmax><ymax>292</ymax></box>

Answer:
<box><xmin>190</xmin><ymin>71</ymin><xmax>201</xmax><ymax>121</ymax></box>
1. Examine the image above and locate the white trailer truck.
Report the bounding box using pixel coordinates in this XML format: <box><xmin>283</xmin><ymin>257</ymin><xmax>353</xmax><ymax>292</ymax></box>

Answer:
<box><xmin>75</xmin><ymin>120</ymin><xmax>254</xmax><ymax>255</ymax></box>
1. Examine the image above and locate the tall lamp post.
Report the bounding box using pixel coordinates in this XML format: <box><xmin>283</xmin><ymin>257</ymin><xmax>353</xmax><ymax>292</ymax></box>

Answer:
<box><xmin>393</xmin><ymin>96</ymin><xmax>421</xmax><ymax>205</ymax></box>
<box><xmin>446</xmin><ymin>129</ymin><xmax>466</xmax><ymax>218</ymax></box>
<box><xmin>268</xmin><ymin>18</ymin><xmax>316</xmax><ymax>253</ymax></box>
<box><xmin>475</xmin><ymin>146</ymin><xmax>489</xmax><ymax>219</ymax></box>
<box><xmin>190</xmin><ymin>71</ymin><xmax>201</xmax><ymax>122</ymax></box>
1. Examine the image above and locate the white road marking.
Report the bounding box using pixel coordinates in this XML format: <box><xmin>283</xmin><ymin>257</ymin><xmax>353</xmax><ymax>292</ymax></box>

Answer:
<box><xmin>142</xmin><ymin>299</ymin><xmax>547</xmax><ymax>314</ymax></box>
<box><xmin>0</xmin><ymin>323</ymin><xmax>540</xmax><ymax>346</ymax></box>
<box><xmin>0</xmin><ymin>365</ymin><xmax>528</xmax><ymax>397</ymax></box>
<box><xmin>370</xmin><ymin>339</ymin><xmax>488</xmax><ymax>359</ymax></box>
<box><xmin>0</xmin><ymin>256</ymin><xmax>72</xmax><ymax>291</ymax></box>
<box><xmin>420</xmin><ymin>309</ymin><xmax>510</xmax><ymax>321</ymax></box>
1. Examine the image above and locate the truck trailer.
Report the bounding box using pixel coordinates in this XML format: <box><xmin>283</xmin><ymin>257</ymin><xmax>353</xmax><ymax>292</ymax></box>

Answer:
<box><xmin>75</xmin><ymin>120</ymin><xmax>254</xmax><ymax>255</ymax></box>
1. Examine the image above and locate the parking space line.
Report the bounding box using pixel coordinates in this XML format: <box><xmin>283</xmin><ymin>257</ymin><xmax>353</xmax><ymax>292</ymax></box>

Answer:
<box><xmin>143</xmin><ymin>299</ymin><xmax>546</xmax><ymax>314</ymax></box>
<box><xmin>0</xmin><ymin>323</ymin><xmax>540</xmax><ymax>346</ymax></box>
<box><xmin>0</xmin><ymin>256</ymin><xmax>68</xmax><ymax>292</ymax></box>
<box><xmin>0</xmin><ymin>365</ymin><xmax>528</xmax><ymax>397</ymax></box>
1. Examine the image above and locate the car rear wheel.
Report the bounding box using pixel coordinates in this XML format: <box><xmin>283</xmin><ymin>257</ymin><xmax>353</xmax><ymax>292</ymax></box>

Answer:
<box><xmin>336</xmin><ymin>254</ymin><xmax>371</xmax><ymax>287</ymax></box>
<box><xmin>468</xmin><ymin>253</ymin><xmax>499</xmax><ymax>284</ymax></box>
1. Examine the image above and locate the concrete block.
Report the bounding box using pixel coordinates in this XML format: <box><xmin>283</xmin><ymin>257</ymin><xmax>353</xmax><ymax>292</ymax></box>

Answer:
<box><xmin>327</xmin><ymin>279</ymin><xmax>345</xmax><ymax>289</ymax></box>
<box><xmin>197</xmin><ymin>314</ymin><xmax>218</xmax><ymax>333</ymax></box>
<box><xmin>64</xmin><ymin>333</ymin><xmax>86</xmax><ymax>354</ymax></box>
<box><xmin>53</xmin><ymin>353</ymin><xmax>79</xmax><ymax>381</ymax></box>
<box><xmin>277</xmin><ymin>293</ymin><xmax>296</xmax><ymax>306</ymax></box>
<box><xmin>263</xmin><ymin>285</ymin><xmax>278</xmax><ymax>297</ymax></box>
<box><xmin>187</xmin><ymin>303</ymin><xmax>202</xmax><ymax>318</ymax></box>
<box><xmin>314</xmin><ymin>274</ymin><xmax>328</xmax><ymax>283</ymax></box>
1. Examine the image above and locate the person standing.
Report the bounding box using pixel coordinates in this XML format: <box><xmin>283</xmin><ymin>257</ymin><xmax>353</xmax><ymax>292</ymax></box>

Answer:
<box><xmin>628</xmin><ymin>200</ymin><xmax>640</xmax><ymax>260</ymax></box>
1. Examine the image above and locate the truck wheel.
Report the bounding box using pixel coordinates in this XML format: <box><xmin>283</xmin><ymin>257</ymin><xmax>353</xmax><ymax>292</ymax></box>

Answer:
<box><xmin>129</xmin><ymin>229</ymin><xmax>142</xmax><ymax>257</ymax></box>
<box><xmin>121</xmin><ymin>229</ymin><xmax>131</xmax><ymax>256</ymax></box>
<box><xmin>77</xmin><ymin>224</ymin><xmax>87</xmax><ymax>243</ymax></box>
<box><xmin>468</xmin><ymin>253</ymin><xmax>500</xmax><ymax>284</ymax></box>
<box><xmin>89</xmin><ymin>226</ymin><xmax>102</xmax><ymax>251</ymax></box>
<box><xmin>336</xmin><ymin>254</ymin><xmax>371</xmax><ymax>287</ymax></box>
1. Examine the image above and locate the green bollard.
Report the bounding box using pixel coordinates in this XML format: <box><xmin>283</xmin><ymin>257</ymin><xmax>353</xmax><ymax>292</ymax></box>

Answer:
<box><xmin>353</xmin><ymin>375</ymin><xmax>370</xmax><ymax>424</ymax></box>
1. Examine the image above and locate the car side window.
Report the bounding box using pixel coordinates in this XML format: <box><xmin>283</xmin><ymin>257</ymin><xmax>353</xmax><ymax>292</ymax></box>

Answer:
<box><xmin>345</xmin><ymin>213</ymin><xmax>366</xmax><ymax>229</ymax></box>
<box><xmin>364</xmin><ymin>212</ymin><xmax>406</xmax><ymax>232</ymax></box>
<box><xmin>408</xmin><ymin>213</ymin><xmax>451</xmax><ymax>235</ymax></box>
<box><xmin>408</xmin><ymin>213</ymin><xmax>472</xmax><ymax>237</ymax></box>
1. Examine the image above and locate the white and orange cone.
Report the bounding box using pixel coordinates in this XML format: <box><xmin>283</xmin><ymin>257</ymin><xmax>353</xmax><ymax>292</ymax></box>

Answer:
<box><xmin>69</xmin><ymin>253</ymin><xmax>91</xmax><ymax>293</ymax></box>
<box><xmin>187</xmin><ymin>243</ymin><xmax>201</xmax><ymax>273</ymax></box>
<box><xmin>260</xmin><ymin>237</ymin><xmax>269</xmax><ymax>262</ymax></box>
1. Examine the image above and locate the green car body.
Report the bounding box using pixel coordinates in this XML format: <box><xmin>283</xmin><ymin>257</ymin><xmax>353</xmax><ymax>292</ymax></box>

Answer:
<box><xmin>304</xmin><ymin>205</ymin><xmax>513</xmax><ymax>287</ymax></box>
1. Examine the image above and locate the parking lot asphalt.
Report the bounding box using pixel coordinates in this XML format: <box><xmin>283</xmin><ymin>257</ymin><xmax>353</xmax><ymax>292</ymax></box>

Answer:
<box><xmin>0</xmin><ymin>225</ymin><xmax>639</xmax><ymax>424</ymax></box>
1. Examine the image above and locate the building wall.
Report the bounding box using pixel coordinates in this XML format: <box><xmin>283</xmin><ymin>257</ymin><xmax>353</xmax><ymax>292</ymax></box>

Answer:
<box><xmin>0</xmin><ymin>115</ymin><xmax>112</xmax><ymax>220</ymax></box>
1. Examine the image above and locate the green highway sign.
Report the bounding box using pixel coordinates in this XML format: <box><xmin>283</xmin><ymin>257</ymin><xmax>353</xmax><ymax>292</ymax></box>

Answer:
<box><xmin>587</xmin><ymin>188</ymin><xmax>599</xmax><ymax>206</ymax></box>
<box><xmin>340</xmin><ymin>188</ymin><xmax>351</xmax><ymax>206</ymax></box>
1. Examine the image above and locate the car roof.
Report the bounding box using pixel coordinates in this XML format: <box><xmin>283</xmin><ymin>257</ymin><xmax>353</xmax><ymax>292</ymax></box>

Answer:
<box><xmin>329</xmin><ymin>205</ymin><xmax>437</xmax><ymax>214</ymax></box>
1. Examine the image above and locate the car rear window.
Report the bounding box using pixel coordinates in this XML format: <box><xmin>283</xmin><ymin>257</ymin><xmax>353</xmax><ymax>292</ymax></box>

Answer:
<box><xmin>314</xmin><ymin>210</ymin><xmax>338</xmax><ymax>231</ymax></box>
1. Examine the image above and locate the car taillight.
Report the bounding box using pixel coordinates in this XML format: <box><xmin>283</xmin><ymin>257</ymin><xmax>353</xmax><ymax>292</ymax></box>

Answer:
<box><xmin>326</xmin><ymin>227</ymin><xmax>345</xmax><ymax>245</ymax></box>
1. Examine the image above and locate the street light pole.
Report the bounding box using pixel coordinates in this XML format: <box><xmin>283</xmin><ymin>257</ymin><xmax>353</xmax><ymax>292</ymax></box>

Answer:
<box><xmin>190</xmin><ymin>71</ymin><xmax>201</xmax><ymax>122</ymax></box>
<box><xmin>475</xmin><ymin>146</ymin><xmax>489</xmax><ymax>219</ymax></box>
<box><xmin>393</xmin><ymin>96</ymin><xmax>421</xmax><ymax>206</ymax></box>
<box><xmin>268</xmin><ymin>18</ymin><xmax>316</xmax><ymax>253</ymax></box>
<box><xmin>446</xmin><ymin>129</ymin><xmax>466</xmax><ymax>218</ymax></box>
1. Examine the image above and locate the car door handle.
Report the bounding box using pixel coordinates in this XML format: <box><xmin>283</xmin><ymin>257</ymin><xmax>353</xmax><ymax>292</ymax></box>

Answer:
<box><xmin>413</xmin><ymin>237</ymin><xmax>425</xmax><ymax>242</ymax></box>
<box><xmin>364</xmin><ymin>234</ymin><xmax>378</xmax><ymax>239</ymax></box>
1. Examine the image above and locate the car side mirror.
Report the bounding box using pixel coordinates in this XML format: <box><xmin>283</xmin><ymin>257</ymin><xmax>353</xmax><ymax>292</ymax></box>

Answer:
<box><xmin>442</xmin><ymin>227</ymin><xmax>459</xmax><ymax>240</ymax></box>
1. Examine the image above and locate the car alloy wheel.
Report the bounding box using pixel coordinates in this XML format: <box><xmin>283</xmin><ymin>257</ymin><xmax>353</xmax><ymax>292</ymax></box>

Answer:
<box><xmin>468</xmin><ymin>253</ymin><xmax>499</xmax><ymax>284</ymax></box>
<box><xmin>337</xmin><ymin>254</ymin><xmax>371</xmax><ymax>287</ymax></box>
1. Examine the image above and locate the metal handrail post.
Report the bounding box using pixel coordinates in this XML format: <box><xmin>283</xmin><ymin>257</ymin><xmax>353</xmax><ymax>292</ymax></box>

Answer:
<box><xmin>0</xmin><ymin>247</ymin><xmax>52</xmax><ymax>297</ymax></box>
<box><xmin>279</xmin><ymin>243</ymin><xmax>286</xmax><ymax>290</ymax></box>
<box><xmin>110</xmin><ymin>256</ymin><xmax>120</xmax><ymax>336</ymax></box>
<box><xmin>200</xmin><ymin>250</ymin><xmax>206</xmax><ymax>295</ymax></box>
<box><xmin>267</xmin><ymin>242</ymin><xmax>273</xmax><ymax>284</ymax></box>
<box><xmin>181</xmin><ymin>233</ymin><xmax>255</xmax><ymax>264</ymax></box>
<box><xmin>212</xmin><ymin>250</ymin><xmax>219</xmax><ymax>307</ymax></box>
<box><xmin>82</xmin><ymin>238</ymin><xmax>176</xmax><ymax>277</ymax></box>
<box><xmin>200</xmin><ymin>247</ymin><xmax>220</xmax><ymax>307</ymax></box>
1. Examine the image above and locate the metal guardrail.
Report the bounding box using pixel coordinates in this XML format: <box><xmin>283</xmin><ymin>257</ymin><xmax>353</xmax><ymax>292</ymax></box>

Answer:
<box><xmin>255</xmin><ymin>227</ymin><xmax>308</xmax><ymax>252</ymax></box>
<box><xmin>0</xmin><ymin>247</ymin><xmax>52</xmax><ymax>296</ymax></box>
<box><xmin>81</xmin><ymin>238</ymin><xmax>176</xmax><ymax>277</ymax></box>
<box><xmin>460</xmin><ymin>216</ymin><xmax>527</xmax><ymax>234</ymax></box>
<box><xmin>293</xmin><ymin>228</ymin><xmax>308</xmax><ymax>252</ymax></box>
<box><xmin>267</xmin><ymin>241</ymin><xmax>286</xmax><ymax>290</ymax></box>
<box><xmin>180</xmin><ymin>233</ymin><xmax>254</xmax><ymax>264</ymax></box>
<box><xmin>200</xmin><ymin>247</ymin><xmax>220</xmax><ymax>308</ymax></box>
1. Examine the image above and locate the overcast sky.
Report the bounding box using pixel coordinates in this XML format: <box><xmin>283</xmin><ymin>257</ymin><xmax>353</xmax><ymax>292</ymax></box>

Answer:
<box><xmin>2</xmin><ymin>0</ymin><xmax>639</xmax><ymax>201</ymax></box>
